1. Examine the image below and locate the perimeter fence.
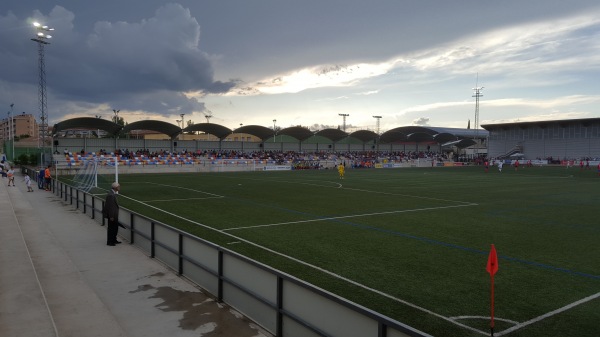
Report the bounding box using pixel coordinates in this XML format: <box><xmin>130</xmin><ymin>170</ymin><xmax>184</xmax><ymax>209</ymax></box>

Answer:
<box><xmin>23</xmin><ymin>167</ymin><xmax>431</xmax><ymax>337</ymax></box>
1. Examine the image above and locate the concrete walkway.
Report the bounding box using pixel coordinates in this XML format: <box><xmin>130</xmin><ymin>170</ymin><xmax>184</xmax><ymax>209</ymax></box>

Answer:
<box><xmin>0</xmin><ymin>172</ymin><xmax>271</xmax><ymax>337</ymax></box>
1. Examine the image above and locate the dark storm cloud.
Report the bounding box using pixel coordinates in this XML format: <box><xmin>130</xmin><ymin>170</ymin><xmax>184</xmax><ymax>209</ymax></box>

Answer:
<box><xmin>0</xmin><ymin>3</ymin><xmax>234</xmax><ymax>119</ymax></box>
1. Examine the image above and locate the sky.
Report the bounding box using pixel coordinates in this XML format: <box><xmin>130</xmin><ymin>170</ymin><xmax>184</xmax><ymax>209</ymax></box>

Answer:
<box><xmin>2</xmin><ymin>1</ymin><xmax>600</xmax><ymax>133</ymax></box>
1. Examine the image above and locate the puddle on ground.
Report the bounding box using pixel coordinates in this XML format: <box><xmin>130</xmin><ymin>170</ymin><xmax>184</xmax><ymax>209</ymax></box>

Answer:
<box><xmin>131</xmin><ymin>280</ymin><xmax>269</xmax><ymax>337</ymax></box>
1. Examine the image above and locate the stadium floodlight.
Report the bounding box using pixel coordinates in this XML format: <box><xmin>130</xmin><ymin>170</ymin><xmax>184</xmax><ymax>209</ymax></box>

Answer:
<box><xmin>31</xmin><ymin>21</ymin><xmax>54</xmax><ymax>165</ymax></box>
<box><xmin>338</xmin><ymin>113</ymin><xmax>349</xmax><ymax>132</ymax></box>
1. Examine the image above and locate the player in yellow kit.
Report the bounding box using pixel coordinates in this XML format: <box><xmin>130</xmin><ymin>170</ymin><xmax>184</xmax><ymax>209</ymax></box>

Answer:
<box><xmin>337</xmin><ymin>163</ymin><xmax>345</xmax><ymax>179</ymax></box>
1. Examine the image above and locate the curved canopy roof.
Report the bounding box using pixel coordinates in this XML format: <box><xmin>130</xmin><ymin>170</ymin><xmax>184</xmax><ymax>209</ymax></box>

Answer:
<box><xmin>433</xmin><ymin>132</ymin><xmax>458</xmax><ymax>143</ymax></box>
<box><xmin>53</xmin><ymin>117</ymin><xmax>122</xmax><ymax>136</ymax></box>
<box><xmin>183</xmin><ymin>123</ymin><xmax>233</xmax><ymax>140</ymax></box>
<box><xmin>277</xmin><ymin>126</ymin><xmax>315</xmax><ymax>141</ymax></box>
<box><xmin>315</xmin><ymin>128</ymin><xmax>348</xmax><ymax>142</ymax></box>
<box><xmin>121</xmin><ymin>120</ymin><xmax>182</xmax><ymax>139</ymax></box>
<box><xmin>381</xmin><ymin>126</ymin><xmax>468</xmax><ymax>144</ymax></box>
<box><xmin>349</xmin><ymin>130</ymin><xmax>378</xmax><ymax>142</ymax></box>
<box><xmin>233</xmin><ymin>125</ymin><xmax>275</xmax><ymax>141</ymax></box>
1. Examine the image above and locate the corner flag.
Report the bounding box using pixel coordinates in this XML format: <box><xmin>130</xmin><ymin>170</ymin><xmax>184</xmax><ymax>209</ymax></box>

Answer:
<box><xmin>486</xmin><ymin>244</ymin><xmax>499</xmax><ymax>276</ymax></box>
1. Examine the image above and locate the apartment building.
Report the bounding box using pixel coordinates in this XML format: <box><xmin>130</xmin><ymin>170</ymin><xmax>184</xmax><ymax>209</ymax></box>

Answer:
<box><xmin>1</xmin><ymin>113</ymin><xmax>39</xmax><ymax>141</ymax></box>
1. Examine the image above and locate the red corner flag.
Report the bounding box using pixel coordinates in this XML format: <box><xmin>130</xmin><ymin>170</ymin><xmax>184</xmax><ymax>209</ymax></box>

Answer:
<box><xmin>486</xmin><ymin>244</ymin><xmax>499</xmax><ymax>276</ymax></box>
<box><xmin>486</xmin><ymin>244</ymin><xmax>499</xmax><ymax>336</ymax></box>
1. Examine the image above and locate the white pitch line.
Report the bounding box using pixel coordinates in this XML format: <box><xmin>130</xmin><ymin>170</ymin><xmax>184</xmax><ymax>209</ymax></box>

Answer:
<box><xmin>222</xmin><ymin>203</ymin><xmax>478</xmax><ymax>231</ymax></box>
<box><xmin>143</xmin><ymin>196</ymin><xmax>223</xmax><ymax>202</ymax></box>
<box><xmin>116</xmin><ymin>194</ymin><xmax>487</xmax><ymax>335</ymax></box>
<box><xmin>144</xmin><ymin>181</ymin><xmax>225</xmax><ymax>198</ymax></box>
<box><xmin>495</xmin><ymin>292</ymin><xmax>600</xmax><ymax>336</ymax></box>
<box><xmin>450</xmin><ymin>316</ymin><xmax>519</xmax><ymax>325</ymax></box>
<box><xmin>236</xmin><ymin>176</ymin><xmax>472</xmax><ymax>204</ymax></box>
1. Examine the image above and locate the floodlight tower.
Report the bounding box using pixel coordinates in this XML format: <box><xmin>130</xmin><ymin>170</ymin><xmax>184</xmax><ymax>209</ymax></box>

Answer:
<box><xmin>180</xmin><ymin>113</ymin><xmax>185</xmax><ymax>129</ymax></box>
<box><xmin>112</xmin><ymin>109</ymin><xmax>120</xmax><ymax>124</ymax></box>
<box><xmin>372</xmin><ymin>116</ymin><xmax>382</xmax><ymax>134</ymax></box>
<box><xmin>338</xmin><ymin>113</ymin><xmax>349</xmax><ymax>132</ymax></box>
<box><xmin>31</xmin><ymin>22</ymin><xmax>54</xmax><ymax>164</ymax></box>
<box><xmin>204</xmin><ymin>109</ymin><xmax>213</xmax><ymax>123</ymax></box>
<box><xmin>273</xmin><ymin>119</ymin><xmax>277</xmax><ymax>142</ymax></box>
<box><xmin>472</xmin><ymin>85</ymin><xmax>484</xmax><ymax>157</ymax></box>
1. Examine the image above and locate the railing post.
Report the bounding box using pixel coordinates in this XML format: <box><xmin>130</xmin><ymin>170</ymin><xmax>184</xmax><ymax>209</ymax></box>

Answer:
<box><xmin>150</xmin><ymin>222</ymin><xmax>155</xmax><ymax>258</ymax></box>
<box><xmin>277</xmin><ymin>276</ymin><xmax>283</xmax><ymax>337</ymax></box>
<box><xmin>218</xmin><ymin>251</ymin><xmax>223</xmax><ymax>302</ymax></box>
<box><xmin>91</xmin><ymin>196</ymin><xmax>95</xmax><ymax>219</ymax></box>
<box><xmin>178</xmin><ymin>234</ymin><xmax>183</xmax><ymax>275</ymax></box>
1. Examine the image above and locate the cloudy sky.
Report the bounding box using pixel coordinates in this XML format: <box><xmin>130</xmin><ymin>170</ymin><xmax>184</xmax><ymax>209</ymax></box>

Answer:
<box><xmin>2</xmin><ymin>1</ymin><xmax>600</xmax><ymax>133</ymax></box>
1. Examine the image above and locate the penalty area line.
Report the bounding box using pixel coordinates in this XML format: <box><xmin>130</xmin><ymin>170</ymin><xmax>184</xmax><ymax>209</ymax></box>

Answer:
<box><xmin>222</xmin><ymin>203</ymin><xmax>478</xmax><ymax>232</ymax></box>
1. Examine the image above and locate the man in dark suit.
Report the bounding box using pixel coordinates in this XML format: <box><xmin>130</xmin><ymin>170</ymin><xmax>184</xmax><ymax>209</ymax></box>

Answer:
<box><xmin>103</xmin><ymin>182</ymin><xmax>121</xmax><ymax>246</ymax></box>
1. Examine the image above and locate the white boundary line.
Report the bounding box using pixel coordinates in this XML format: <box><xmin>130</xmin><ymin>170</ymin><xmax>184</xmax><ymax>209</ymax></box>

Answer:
<box><xmin>116</xmin><ymin>193</ymin><xmax>489</xmax><ymax>335</ymax></box>
<box><xmin>450</xmin><ymin>316</ymin><xmax>520</xmax><ymax>325</ymax></box>
<box><xmin>237</xmin><ymin>177</ymin><xmax>473</xmax><ymax>205</ymax></box>
<box><xmin>222</xmin><ymin>203</ymin><xmax>478</xmax><ymax>231</ymax></box>
<box><xmin>106</xmin><ymin>179</ymin><xmax>596</xmax><ymax>335</ymax></box>
<box><xmin>495</xmin><ymin>292</ymin><xmax>600</xmax><ymax>336</ymax></box>
<box><xmin>144</xmin><ymin>196</ymin><xmax>223</xmax><ymax>202</ymax></box>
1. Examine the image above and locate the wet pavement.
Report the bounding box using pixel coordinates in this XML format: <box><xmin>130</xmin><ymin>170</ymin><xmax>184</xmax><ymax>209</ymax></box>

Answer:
<box><xmin>0</xmin><ymin>172</ymin><xmax>271</xmax><ymax>337</ymax></box>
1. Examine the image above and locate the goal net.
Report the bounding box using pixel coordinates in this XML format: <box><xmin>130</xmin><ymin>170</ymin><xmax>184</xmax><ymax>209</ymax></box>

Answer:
<box><xmin>71</xmin><ymin>157</ymin><xmax>117</xmax><ymax>193</ymax></box>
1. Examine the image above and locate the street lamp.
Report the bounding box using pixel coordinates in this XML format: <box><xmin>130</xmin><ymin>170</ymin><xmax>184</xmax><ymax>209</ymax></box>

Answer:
<box><xmin>31</xmin><ymin>21</ymin><xmax>54</xmax><ymax>165</ymax></box>
<box><xmin>273</xmin><ymin>119</ymin><xmax>277</xmax><ymax>142</ymax></box>
<box><xmin>8</xmin><ymin>104</ymin><xmax>14</xmax><ymax>161</ymax></box>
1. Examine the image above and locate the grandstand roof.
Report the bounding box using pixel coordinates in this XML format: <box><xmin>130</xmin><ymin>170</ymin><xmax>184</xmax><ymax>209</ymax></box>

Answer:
<box><xmin>349</xmin><ymin>130</ymin><xmax>378</xmax><ymax>142</ymax></box>
<box><xmin>183</xmin><ymin>123</ymin><xmax>233</xmax><ymax>140</ymax></box>
<box><xmin>121</xmin><ymin>120</ymin><xmax>182</xmax><ymax>139</ymax></box>
<box><xmin>53</xmin><ymin>117</ymin><xmax>122</xmax><ymax>136</ymax></box>
<box><xmin>277</xmin><ymin>126</ymin><xmax>314</xmax><ymax>141</ymax></box>
<box><xmin>233</xmin><ymin>125</ymin><xmax>275</xmax><ymax>141</ymax></box>
<box><xmin>481</xmin><ymin>117</ymin><xmax>600</xmax><ymax>129</ymax></box>
<box><xmin>52</xmin><ymin>117</ymin><xmax>484</xmax><ymax>146</ymax></box>
<box><xmin>315</xmin><ymin>128</ymin><xmax>348</xmax><ymax>142</ymax></box>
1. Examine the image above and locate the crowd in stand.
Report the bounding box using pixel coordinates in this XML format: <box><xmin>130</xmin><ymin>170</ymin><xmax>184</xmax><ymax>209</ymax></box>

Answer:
<box><xmin>60</xmin><ymin>148</ymin><xmax>451</xmax><ymax>169</ymax></box>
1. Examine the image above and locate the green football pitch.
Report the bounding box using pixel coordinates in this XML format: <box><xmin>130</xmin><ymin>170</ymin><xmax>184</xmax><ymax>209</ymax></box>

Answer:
<box><xmin>83</xmin><ymin>165</ymin><xmax>599</xmax><ymax>336</ymax></box>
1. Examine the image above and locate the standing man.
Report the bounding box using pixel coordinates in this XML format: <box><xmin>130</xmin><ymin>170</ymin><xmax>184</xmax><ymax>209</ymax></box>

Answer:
<box><xmin>37</xmin><ymin>168</ymin><xmax>45</xmax><ymax>189</ymax></box>
<box><xmin>44</xmin><ymin>165</ymin><xmax>52</xmax><ymax>191</ymax></box>
<box><xmin>103</xmin><ymin>182</ymin><xmax>121</xmax><ymax>246</ymax></box>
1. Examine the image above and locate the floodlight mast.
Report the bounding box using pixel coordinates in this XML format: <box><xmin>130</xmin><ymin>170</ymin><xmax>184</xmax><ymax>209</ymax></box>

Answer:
<box><xmin>338</xmin><ymin>113</ymin><xmax>349</xmax><ymax>132</ymax></box>
<box><xmin>472</xmin><ymin>84</ymin><xmax>484</xmax><ymax>158</ymax></box>
<box><xmin>31</xmin><ymin>21</ymin><xmax>54</xmax><ymax>165</ymax></box>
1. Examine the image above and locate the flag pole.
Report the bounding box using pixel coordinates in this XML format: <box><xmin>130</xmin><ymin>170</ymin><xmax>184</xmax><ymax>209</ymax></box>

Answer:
<box><xmin>490</xmin><ymin>272</ymin><xmax>495</xmax><ymax>336</ymax></box>
<box><xmin>486</xmin><ymin>244</ymin><xmax>499</xmax><ymax>337</ymax></box>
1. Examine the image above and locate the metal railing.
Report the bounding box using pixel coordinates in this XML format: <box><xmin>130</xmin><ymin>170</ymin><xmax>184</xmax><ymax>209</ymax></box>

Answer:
<box><xmin>30</xmin><ymin>169</ymin><xmax>431</xmax><ymax>337</ymax></box>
